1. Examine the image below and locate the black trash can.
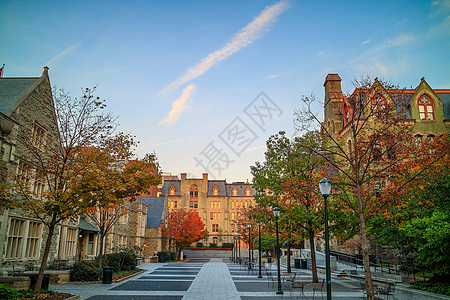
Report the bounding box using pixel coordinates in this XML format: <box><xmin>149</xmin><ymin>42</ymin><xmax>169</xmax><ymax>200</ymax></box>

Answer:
<box><xmin>159</xmin><ymin>256</ymin><xmax>166</xmax><ymax>263</ymax></box>
<box><xmin>28</xmin><ymin>274</ymin><xmax>50</xmax><ymax>291</ymax></box>
<box><xmin>103</xmin><ymin>267</ymin><xmax>114</xmax><ymax>284</ymax></box>
<box><xmin>267</xmin><ymin>257</ymin><xmax>273</xmax><ymax>263</ymax></box>
<box><xmin>294</xmin><ymin>258</ymin><xmax>301</xmax><ymax>269</ymax></box>
<box><xmin>300</xmin><ymin>259</ymin><xmax>307</xmax><ymax>269</ymax></box>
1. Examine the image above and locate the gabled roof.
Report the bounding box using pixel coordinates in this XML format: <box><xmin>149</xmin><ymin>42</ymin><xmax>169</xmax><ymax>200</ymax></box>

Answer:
<box><xmin>0</xmin><ymin>77</ymin><xmax>39</xmax><ymax>114</ymax></box>
<box><xmin>161</xmin><ymin>180</ymin><xmax>181</xmax><ymax>196</ymax></box>
<box><xmin>207</xmin><ymin>180</ymin><xmax>227</xmax><ymax>196</ymax></box>
<box><xmin>225</xmin><ymin>183</ymin><xmax>256</xmax><ymax>196</ymax></box>
<box><xmin>136</xmin><ymin>197</ymin><xmax>165</xmax><ymax>227</ymax></box>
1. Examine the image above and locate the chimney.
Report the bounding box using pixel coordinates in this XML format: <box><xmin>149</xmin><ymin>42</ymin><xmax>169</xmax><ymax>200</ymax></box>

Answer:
<box><xmin>202</xmin><ymin>173</ymin><xmax>208</xmax><ymax>181</ymax></box>
<box><xmin>181</xmin><ymin>173</ymin><xmax>187</xmax><ymax>181</ymax></box>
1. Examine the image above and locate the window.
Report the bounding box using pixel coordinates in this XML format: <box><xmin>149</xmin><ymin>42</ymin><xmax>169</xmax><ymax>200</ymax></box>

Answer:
<box><xmin>210</xmin><ymin>212</ymin><xmax>214</xmax><ymax>220</ymax></box>
<box><xmin>231</xmin><ymin>224</ymin><xmax>235</xmax><ymax>232</ymax></box>
<box><xmin>18</xmin><ymin>162</ymin><xmax>31</xmax><ymax>186</ymax></box>
<box><xmin>6</xmin><ymin>219</ymin><xmax>25</xmax><ymax>259</ymax></box>
<box><xmin>32</xmin><ymin>123</ymin><xmax>47</xmax><ymax>149</ymax></box>
<box><xmin>65</xmin><ymin>228</ymin><xmax>77</xmax><ymax>258</ymax></box>
<box><xmin>231</xmin><ymin>212</ymin><xmax>235</xmax><ymax>220</ymax></box>
<box><xmin>232</xmin><ymin>187</ymin><xmax>238</xmax><ymax>196</ymax></box>
<box><xmin>240</xmin><ymin>201</ymin><xmax>243</xmax><ymax>209</ymax></box>
<box><xmin>245</xmin><ymin>187</ymin><xmax>251</xmax><ymax>196</ymax></box>
<box><xmin>418</xmin><ymin>95</ymin><xmax>435</xmax><ymax>120</ymax></box>
<box><xmin>25</xmin><ymin>222</ymin><xmax>41</xmax><ymax>258</ymax></box>
<box><xmin>214</xmin><ymin>212</ymin><xmax>217</xmax><ymax>220</ymax></box>
<box><xmin>231</xmin><ymin>201</ymin><xmax>235</xmax><ymax>209</ymax></box>
<box><xmin>33</xmin><ymin>170</ymin><xmax>45</xmax><ymax>198</ymax></box>
<box><xmin>217</xmin><ymin>201</ymin><xmax>221</xmax><ymax>209</ymax></box>
<box><xmin>87</xmin><ymin>233</ymin><xmax>95</xmax><ymax>255</ymax></box>
<box><xmin>212</xmin><ymin>237</ymin><xmax>218</xmax><ymax>245</ymax></box>
<box><xmin>218</xmin><ymin>212</ymin><xmax>221</xmax><ymax>220</ymax></box>
<box><xmin>371</xmin><ymin>94</ymin><xmax>387</xmax><ymax>119</ymax></box>
<box><xmin>213</xmin><ymin>185</ymin><xmax>219</xmax><ymax>196</ymax></box>
<box><xmin>212</xmin><ymin>224</ymin><xmax>219</xmax><ymax>232</ymax></box>
<box><xmin>174</xmin><ymin>201</ymin><xmax>177</xmax><ymax>208</ymax></box>
<box><xmin>190</xmin><ymin>185</ymin><xmax>198</xmax><ymax>208</ymax></box>
<box><xmin>347</xmin><ymin>140</ymin><xmax>352</xmax><ymax>156</ymax></box>
<box><xmin>169</xmin><ymin>185</ymin><xmax>176</xmax><ymax>196</ymax></box>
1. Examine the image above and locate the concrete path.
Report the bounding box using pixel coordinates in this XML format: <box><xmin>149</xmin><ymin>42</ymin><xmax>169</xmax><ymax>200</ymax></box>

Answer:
<box><xmin>51</xmin><ymin>259</ymin><xmax>366</xmax><ymax>299</ymax></box>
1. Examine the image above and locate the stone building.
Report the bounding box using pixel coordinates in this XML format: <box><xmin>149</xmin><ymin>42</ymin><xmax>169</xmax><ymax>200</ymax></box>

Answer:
<box><xmin>0</xmin><ymin>67</ymin><xmax>80</xmax><ymax>271</ymax></box>
<box><xmin>320</xmin><ymin>74</ymin><xmax>450</xmax><ymax>254</ymax></box>
<box><xmin>161</xmin><ymin>173</ymin><xmax>256</xmax><ymax>246</ymax></box>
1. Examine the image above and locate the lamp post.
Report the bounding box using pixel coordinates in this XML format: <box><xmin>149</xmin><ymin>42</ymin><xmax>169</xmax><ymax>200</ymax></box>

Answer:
<box><xmin>238</xmin><ymin>231</ymin><xmax>241</xmax><ymax>262</ymax></box>
<box><xmin>258</xmin><ymin>222</ymin><xmax>262</xmax><ymax>278</ymax></box>
<box><xmin>273</xmin><ymin>207</ymin><xmax>283</xmax><ymax>295</ymax></box>
<box><xmin>247</xmin><ymin>223</ymin><xmax>252</xmax><ymax>269</ymax></box>
<box><xmin>319</xmin><ymin>178</ymin><xmax>332</xmax><ymax>300</ymax></box>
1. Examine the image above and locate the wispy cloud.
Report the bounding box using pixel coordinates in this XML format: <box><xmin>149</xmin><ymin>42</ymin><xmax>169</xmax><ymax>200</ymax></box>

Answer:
<box><xmin>361</xmin><ymin>38</ymin><xmax>371</xmax><ymax>45</ymax></box>
<box><xmin>159</xmin><ymin>84</ymin><xmax>196</xmax><ymax>127</ymax></box>
<box><xmin>158</xmin><ymin>0</ymin><xmax>290</xmax><ymax>96</ymax></box>
<box><xmin>266</xmin><ymin>73</ymin><xmax>283</xmax><ymax>80</ymax></box>
<box><xmin>153</xmin><ymin>139</ymin><xmax>183</xmax><ymax>148</ymax></box>
<box><xmin>44</xmin><ymin>42</ymin><xmax>82</xmax><ymax>68</ymax></box>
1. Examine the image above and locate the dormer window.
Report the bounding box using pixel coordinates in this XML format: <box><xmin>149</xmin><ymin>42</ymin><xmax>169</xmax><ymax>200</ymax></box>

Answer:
<box><xmin>245</xmin><ymin>187</ymin><xmax>251</xmax><ymax>197</ymax></box>
<box><xmin>232</xmin><ymin>187</ymin><xmax>238</xmax><ymax>196</ymax></box>
<box><xmin>169</xmin><ymin>185</ymin><xmax>176</xmax><ymax>196</ymax></box>
<box><xmin>213</xmin><ymin>185</ymin><xmax>219</xmax><ymax>196</ymax></box>
<box><xmin>418</xmin><ymin>95</ymin><xmax>435</xmax><ymax>120</ymax></box>
<box><xmin>371</xmin><ymin>94</ymin><xmax>387</xmax><ymax>119</ymax></box>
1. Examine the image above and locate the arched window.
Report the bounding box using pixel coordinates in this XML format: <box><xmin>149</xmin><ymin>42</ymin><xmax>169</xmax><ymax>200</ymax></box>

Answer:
<box><xmin>189</xmin><ymin>185</ymin><xmax>198</xmax><ymax>208</ymax></box>
<box><xmin>372</xmin><ymin>94</ymin><xmax>387</xmax><ymax>119</ymax></box>
<box><xmin>231</xmin><ymin>201</ymin><xmax>235</xmax><ymax>209</ymax></box>
<box><xmin>169</xmin><ymin>185</ymin><xmax>176</xmax><ymax>196</ymax></box>
<box><xmin>231</xmin><ymin>212</ymin><xmax>235</xmax><ymax>220</ymax></box>
<box><xmin>418</xmin><ymin>95</ymin><xmax>435</xmax><ymax>120</ymax></box>
<box><xmin>212</xmin><ymin>185</ymin><xmax>219</xmax><ymax>196</ymax></box>
<box><xmin>232</xmin><ymin>187</ymin><xmax>238</xmax><ymax>196</ymax></box>
<box><xmin>347</xmin><ymin>140</ymin><xmax>352</xmax><ymax>156</ymax></box>
<box><xmin>245</xmin><ymin>187</ymin><xmax>252</xmax><ymax>197</ymax></box>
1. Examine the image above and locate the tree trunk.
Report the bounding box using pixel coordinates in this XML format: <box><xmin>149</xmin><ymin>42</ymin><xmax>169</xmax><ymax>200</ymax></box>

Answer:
<box><xmin>34</xmin><ymin>214</ymin><xmax>57</xmax><ymax>293</ymax></box>
<box><xmin>357</xmin><ymin>184</ymin><xmax>375</xmax><ymax>300</ymax></box>
<box><xmin>98</xmin><ymin>232</ymin><xmax>105</xmax><ymax>267</ymax></box>
<box><xmin>309</xmin><ymin>230</ymin><xmax>318</xmax><ymax>283</ymax></box>
<box><xmin>287</xmin><ymin>240</ymin><xmax>292</xmax><ymax>273</ymax></box>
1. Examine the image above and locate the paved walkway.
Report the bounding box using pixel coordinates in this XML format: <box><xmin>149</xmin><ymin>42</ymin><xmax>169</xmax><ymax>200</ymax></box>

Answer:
<box><xmin>183</xmin><ymin>258</ymin><xmax>239</xmax><ymax>300</ymax></box>
<box><xmin>51</xmin><ymin>259</ymin><xmax>365</xmax><ymax>299</ymax></box>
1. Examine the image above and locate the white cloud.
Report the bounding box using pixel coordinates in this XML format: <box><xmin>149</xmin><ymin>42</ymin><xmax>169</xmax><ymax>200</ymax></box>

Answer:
<box><xmin>158</xmin><ymin>0</ymin><xmax>290</xmax><ymax>96</ymax></box>
<box><xmin>44</xmin><ymin>42</ymin><xmax>82</xmax><ymax>68</ymax></box>
<box><xmin>362</xmin><ymin>38</ymin><xmax>371</xmax><ymax>45</ymax></box>
<box><xmin>266</xmin><ymin>73</ymin><xmax>282</xmax><ymax>79</ymax></box>
<box><xmin>159</xmin><ymin>84</ymin><xmax>196</xmax><ymax>127</ymax></box>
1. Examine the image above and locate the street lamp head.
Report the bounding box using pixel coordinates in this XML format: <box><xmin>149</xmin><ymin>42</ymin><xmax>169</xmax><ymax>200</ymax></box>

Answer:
<box><xmin>273</xmin><ymin>207</ymin><xmax>280</xmax><ymax>218</ymax></box>
<box><xmin>248</xmin><ymin>222</ymin><xmax>251</xmax><ymax>228</ymax></box>
<box><xmin>258</xmin><ymin>222</ymin><xmax>262</xmax><ymax>226</ymax></box>
<box><xmin>319</xmin><ymin>178</ymin><xmax>332</xmax><ymax>196</ymax></box>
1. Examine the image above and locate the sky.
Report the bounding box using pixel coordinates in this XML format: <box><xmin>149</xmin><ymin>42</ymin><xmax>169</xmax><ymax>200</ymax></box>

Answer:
<box><xmin>1</xmin><ymin>0</ymin><xmax>449</xmax><ymax>182</ymax></box>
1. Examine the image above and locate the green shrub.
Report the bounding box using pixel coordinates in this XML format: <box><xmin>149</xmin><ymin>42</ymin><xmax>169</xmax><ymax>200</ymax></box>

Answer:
<box><xmin>222</xmin><ymin>242</ymin><xmax>234</xmax><ymax>248</ymax></box>
<box><xmin>103</xmin><ymin>248</ymin><xmax>137</xmax><ymax>272</ymax></box>
<box><xmin>209</xmin><ymin>243</ymin><xmax>218</xmax><ymax>248</ymax></box>
<box><xmin>412</xmin><ymin>277</ymin><xmax>450</xmax><ymax>296</ymax></box>
<box><xmin>0</xmin><ymin>283</ymin><xmax>19</xmax><ymax>300</ymax></box>
<box><xmin>196</xmin><ymin>242</ymin><xmax>204</xmax><ymax>247</ymax></box>
<box><xmin>70</xmin><ymin>261</ymin><xmax>102</xmax><ymax>281</ymax></box>
<box><xmin>157</xmin><ymin>251</ymin><xmax>176</xmax><ymax>261</ymax></box>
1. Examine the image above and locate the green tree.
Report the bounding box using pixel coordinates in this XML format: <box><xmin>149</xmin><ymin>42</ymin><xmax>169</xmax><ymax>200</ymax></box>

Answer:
<box><xmin>251</xmin><ymin>131</ymin><xmax>324</xmax><ymax>281</ymax></box>
<box><xmin>255</xmin><ymin>233</ymin><xmax>276</xmax><ymax>256</ymax></box>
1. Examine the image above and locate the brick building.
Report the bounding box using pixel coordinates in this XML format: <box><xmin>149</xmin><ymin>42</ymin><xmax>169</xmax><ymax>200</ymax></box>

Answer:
<box><xmin>161</xmin><ymin>173</ymin><xmax>256</xmax><ymax>246</ymax></box>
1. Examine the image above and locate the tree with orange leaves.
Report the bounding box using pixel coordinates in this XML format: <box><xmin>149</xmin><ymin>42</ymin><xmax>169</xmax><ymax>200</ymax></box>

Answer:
<box><xmin>295</xmin><ymin>76</ymin><xmax>449</xmax><ymax>299</ymax></box>
<box><xmin>161</xmin><ymin>208</ymin><xmax>207</xmax><ymax>259</ymax></box>
<box><xmin>251</xmin><ymin>130</ymin><xmax>325</xmax><ymax>281</ymax></box>
<box><xmin>77</xmin><ymin>147</ymin><xmax>161</xmax><ymax>267</ymax></box>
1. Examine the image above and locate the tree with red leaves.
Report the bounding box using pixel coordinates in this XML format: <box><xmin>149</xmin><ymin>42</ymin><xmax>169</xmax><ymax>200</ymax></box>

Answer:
<box><xmin>161</xmin><ymin>208</ymin><xmax>207</xmax><ymax>259</ymax></box>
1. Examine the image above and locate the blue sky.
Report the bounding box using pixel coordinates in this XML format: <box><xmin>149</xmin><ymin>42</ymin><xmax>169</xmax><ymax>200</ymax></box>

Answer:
<box><xmin>1</xmin><ymin>0</ymin><xmax>449</xmax><ymax>181</ymax></box>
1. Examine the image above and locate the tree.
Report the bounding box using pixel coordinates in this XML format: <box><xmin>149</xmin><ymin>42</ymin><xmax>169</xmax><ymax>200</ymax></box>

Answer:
<box><xmin>77</xmin><ymin>148</ymin><xmax>161</xmax><ymax>267</ymax></box>
<box><xmin>251</xmin><ymin>131</ymin><xmax>324</xmax><ymax>281</ymax></box>
<box><xmin>11</xmin><ymin>87</ymin><xmax>134</xmax><ymax>292</ymax></box>
<box><xmin>295</xmin><ymin>77</ymin><xmax>448</xmax><ymax>299</ymax></box>
<box><xmin>370</xmin><ymin>166</ymin><xmax>450</xmax><ymax>279</ymax></box>
<box><xmin>255</xmin><ymin>233</ymin><xmax>276</xmax><ymax>256</ymax></box>
<box><xmin>161</xmin><ymin>208</ymin><xmax>207</xmax><ymax>259</ymax></box>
